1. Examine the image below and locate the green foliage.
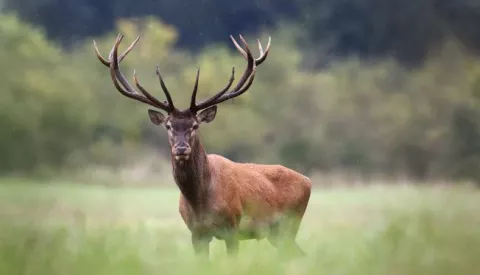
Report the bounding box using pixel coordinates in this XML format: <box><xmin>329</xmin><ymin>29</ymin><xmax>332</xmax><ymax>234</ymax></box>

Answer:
<box><xmin>0</xmin><ymin>182</ymin><xmax>479</xmax><ymax>274</ymax></box>
<box><xmin>2</xmin><ymin>13</ymin><xmax>480</xmax><ymax>184</ymax></box>
<box><xmin>0</xmin><ymin>14</ymin><xmax>96</xmax><ymax>175</ymax></box>
<box><xmin>0</xmin><ymin>15</ymin><xmax>182</xmax><ymax>175</ymax></box>
<box><xmin>5</xmin><ymin>0</ymin><xmax>480</xmax><ymax>67</ymax></box>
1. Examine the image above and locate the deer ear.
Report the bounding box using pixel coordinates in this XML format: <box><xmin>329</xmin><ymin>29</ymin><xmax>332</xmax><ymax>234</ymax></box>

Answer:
<box><xmin>148</xmin><ymin>109</ymin><xmax>166</xmax><ymax>125</ymax></box>
<box><xmin>197</xmin><ymin>105</ymin><xmax>217</xmax><ymax>123</ymax></box>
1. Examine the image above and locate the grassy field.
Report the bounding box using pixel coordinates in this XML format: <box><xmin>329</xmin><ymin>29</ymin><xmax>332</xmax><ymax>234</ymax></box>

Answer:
<box><xmin>0</xmin><ymin>179</ymin><xmax>479</xmax><ymax>275</ymax></box>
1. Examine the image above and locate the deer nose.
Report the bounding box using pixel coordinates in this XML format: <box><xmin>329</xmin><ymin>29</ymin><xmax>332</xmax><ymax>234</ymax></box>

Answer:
<box><xmin>174</xmin><ymin>145</ymin><xmax>191</xmax><ymax>155</ymax></box>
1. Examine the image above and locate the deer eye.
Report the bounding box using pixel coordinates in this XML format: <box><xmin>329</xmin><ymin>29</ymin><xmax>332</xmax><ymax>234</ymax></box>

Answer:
<box><xmin>165</xmin><ymin>125</ymin><xmax>171</xmax><ymax>130</ymax></box>
<box><xmin>192</xmin><ymin>124</ymin><xmax>199</xmax><ymax>130</ymax></box>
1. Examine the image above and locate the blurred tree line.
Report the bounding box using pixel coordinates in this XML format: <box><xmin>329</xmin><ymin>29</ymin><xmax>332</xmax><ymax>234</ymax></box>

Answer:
<box><xmin>1</xmin><ymin>1</ymin><xmax>480</xmax><ymax>185</ymax></box>
<box><xmin>2</xmin><ymin>0</ymin><xmax>480</xmax><ymax>66</ymax></box>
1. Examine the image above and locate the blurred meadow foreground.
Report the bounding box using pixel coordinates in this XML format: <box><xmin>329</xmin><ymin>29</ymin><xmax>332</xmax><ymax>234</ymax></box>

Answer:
<box><xmin>1</xmin><ymin>0</ymin><xmax>480</xmax><ymax>274</ymax></box>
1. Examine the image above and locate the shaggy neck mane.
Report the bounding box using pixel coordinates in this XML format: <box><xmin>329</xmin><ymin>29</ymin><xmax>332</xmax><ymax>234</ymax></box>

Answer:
<box><xmin>171</xmin><ymin>134</ymin><xmax>211</xmax><ymax>210</ymax></box>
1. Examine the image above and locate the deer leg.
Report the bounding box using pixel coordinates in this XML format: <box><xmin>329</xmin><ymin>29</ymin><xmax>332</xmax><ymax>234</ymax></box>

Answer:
<box><xmin>267</xmin><ymin>215</ymin><xmax>306</xmax><ymax>257</ymax></box>
<box><xmin>192</xmin><ymin>233</ymin><xmax>211</xmax><ymax>258</ymax></box>
<box><xmin>223</xmin><ymin>213</ymin><xmax>240</xmax><ymax>256</ymax></box>
<box><xmin>268</xmin><ymin>235</ymin><xmax>305</xmax><ymax>257</ymax></box>
<box><xmin>225</xmin><ymin>237</ymin><xmax>239</xmax><ymax>256</ymax></box>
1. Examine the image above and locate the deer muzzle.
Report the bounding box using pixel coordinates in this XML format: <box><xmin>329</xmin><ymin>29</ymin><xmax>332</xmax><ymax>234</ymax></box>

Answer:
<box><xmin>172</xmin><ymin>144</ymin><xmax>192</xmax><ymax>161</ymax></box>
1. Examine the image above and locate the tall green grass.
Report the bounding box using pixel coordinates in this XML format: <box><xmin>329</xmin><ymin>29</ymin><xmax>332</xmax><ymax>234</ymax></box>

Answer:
<box><xmin>0</xmin><ymin>180</ymin><xmax>479</xmax><ymax>275</ymax></box>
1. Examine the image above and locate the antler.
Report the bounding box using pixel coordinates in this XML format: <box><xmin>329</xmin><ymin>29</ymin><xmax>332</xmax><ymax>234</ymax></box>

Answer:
<box><xmin>189</xmin><ymin>35</ymin><xmax>271</xmax><ymax>113</ymax></box>
<box><xmin>93</xmin><ymin>34</ymin><xmax>175</xmax><ymax>112</ymax></box>
<box><xmin>230</xmin><ymin>35</ymin><xmax>271</xmax><ymax>66</ymax></box>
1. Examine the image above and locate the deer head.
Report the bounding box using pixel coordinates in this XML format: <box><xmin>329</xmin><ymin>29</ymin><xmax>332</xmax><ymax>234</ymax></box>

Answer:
<box><xmin>93</xmin><ymin>34</ymin><xmax>270</xmax><ymax>161</ymax></box>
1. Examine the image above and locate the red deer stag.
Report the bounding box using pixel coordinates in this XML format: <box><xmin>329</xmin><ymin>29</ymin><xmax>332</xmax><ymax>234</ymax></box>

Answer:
<box><xmin>93</xmin><ymin>33</ymin><xmax>312</xmax><ymax>257</ymax></box>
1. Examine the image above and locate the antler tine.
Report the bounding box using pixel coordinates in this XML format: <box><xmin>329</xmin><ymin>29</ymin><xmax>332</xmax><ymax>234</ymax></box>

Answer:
<box><xmin>190</xmin><ymin>34</ymin><xmax>270</xmax><ymax>112</ymax></box>
<box><xmin>198</xmin><ymin>34</ymin><xmax>254</xmax><ymax>108</ymax></box>
<box><xmin>133</xmin><ymin>70</ymin><xmax>172</xmax><ymax>109</ymax></box>
<box><xmin>155</xmin><ymin>66</ymin><xmax>175</xmax><ymax>110</ymax></box>
<box><xmin>93</xmin><ymin>35</ymin><xmax>140</xmax><ymax>67</ymax></box>
<box><xmin>229</xmin><ymin>35</ymin><xmax>271</xmax><ymax>65</ymax></box>
<box><xmin>94</xmin><ymin>33</ymin><xmax>173</xmax><ymax>111</ymax></box>
<box><xmin>230</xmin><ymin>35</ymin><xmax>255</xmax><ymax>92</ymax></box>
<box><xmin>230</xmin><ymin>34</ymin><xmax>247</xmax><ymax>59</ymax></box>
<box><xmin>254</xmin><ymin>36</ymin><xmax>271</xmax><ymax>65</ymax></box>
<box><xmin>110</xmin><ymin>34</ymin><xmax>168</xmax><ymax>109</ymax></box>
<box><xmin>189</xmin><ymin>68</ymin><xmax>201</xmax><ymax>110</ymax></box>
<box><xmin>257</xmin><ymin>39</ymin><xmax>264</xmax><ymax>54</ymax></box>
<box><xmin>191</xmin><ymin>67</ymin><xmax>235</xmax><ymax>112</ymax></box>
<box><xmin>210</xmin><ymin>67</ymin><xmax>257</xmax><ymax>105</ymax></box>
<box><xmin>93</xmin><ymin>40</ymin><xmax>109</xmax><ymax>66</ymax></box>
<box><xmin>105</xmin><ymin>36</ymin><xmax>156</xmax><ymax>106</ymax></box>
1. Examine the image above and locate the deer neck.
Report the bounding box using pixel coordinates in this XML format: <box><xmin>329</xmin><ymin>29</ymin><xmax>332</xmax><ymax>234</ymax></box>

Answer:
<box><xmin>171</xmin><ymin>135</ymin><xmax>211</xmax><ymax>210</ymax></box>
